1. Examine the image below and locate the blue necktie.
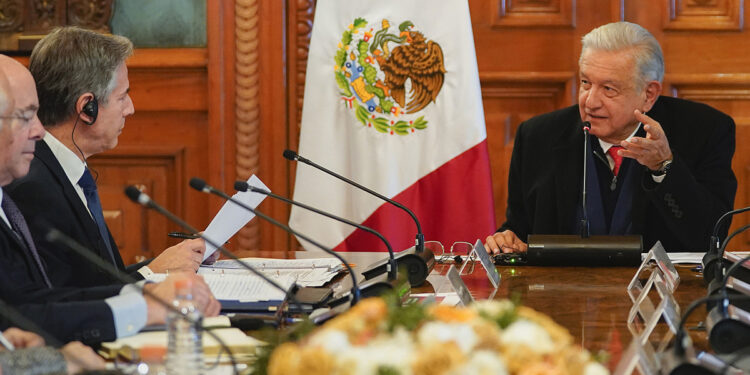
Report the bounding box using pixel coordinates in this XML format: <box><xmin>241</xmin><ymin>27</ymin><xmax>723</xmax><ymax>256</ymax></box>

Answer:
<box><xmin>78</xmin><ymin>168</ymin><xmax>117</xmax><ymax>266</ymax></box>
<box><xmin>2</xmin><ymin>194</ymin><xmax>53</xmax><ymax>288</ymax></box>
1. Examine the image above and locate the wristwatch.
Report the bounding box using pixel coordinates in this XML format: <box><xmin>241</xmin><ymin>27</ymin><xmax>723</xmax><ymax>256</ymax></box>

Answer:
<box><xmin>651</xmin><ymin>158</ymin><xmax>673</xmax><ymax>177</ymax></box>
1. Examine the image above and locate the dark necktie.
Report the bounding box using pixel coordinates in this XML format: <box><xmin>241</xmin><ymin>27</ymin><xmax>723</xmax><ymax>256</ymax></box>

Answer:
<box><xmin>607</xmin><ymin>145</ymin><xmax>624</xmax><ymax>176</ymax></box>
<box><xmin>78</xmin><ymin>168</ymin><xmax>117</xmax><ymax>266</ymax></box>
<box><xmin>1</xmin><ymin>194</ymin><xmax>53</xmax><ymax>288</ymax></box>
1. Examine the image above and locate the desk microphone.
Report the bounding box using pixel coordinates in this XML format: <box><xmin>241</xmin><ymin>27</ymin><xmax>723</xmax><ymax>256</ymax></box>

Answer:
<box><xmin>523</xmin><ymin>123</ymin><xmax>642</xmax><ymax>266</ymax></box>
<box><xmin>234</xmin><ymin>181</ymin><xmax>398</xmax><ymax>281</ymax></box>
<box><xmin>663</xmin><ymin>293</ymin><xmax>750</xmax><ymax>375</ymax></box>
<box><xmin>283</xmin><ymin>149</ymin><xmax>434</xmax><ymax>286</ymax></box>
<box><xmin>703</xmin><ymin>208</ymin><xmax>750</xmax><ymax>284</ymax></box>
<box><xmin>187</xmin><ymin>178</ymin><xmax>363</xmax><ymax>305</ymax></box>
<box><xmin>42</xmin><ymin>222</ymin><xmax>240</xmax><ymax>375</ymax></box>
<box><xmin>123</xmin><ymin>186</ymin><xmax>301</xmax><ymax>311</ymax></box>
<box><xmin>0</xmin><ymin>298</ymin><xmax>62</xmax><ymax>348</ymax></box>
<box><xmin>706</xmin><ymin>252</ymin><xmax>750</xmax><ymax>354</ymax></box>
<box><xmin>581</xmin><ymin>124</ymin><xmax>591</xmax><ymax>238</ymax></box>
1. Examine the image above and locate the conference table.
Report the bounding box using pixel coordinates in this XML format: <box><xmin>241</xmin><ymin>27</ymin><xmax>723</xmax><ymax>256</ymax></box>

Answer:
<box><xmin>297</xmin><ymin>251</ymin><xmax>709</xmax><ymax>371</ymax></box>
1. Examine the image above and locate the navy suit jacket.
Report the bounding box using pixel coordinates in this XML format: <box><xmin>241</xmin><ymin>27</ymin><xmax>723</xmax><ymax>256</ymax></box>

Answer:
<box><xmin>6</xmin><ymin>140</ymin><xmax>146</xmax><ymax>288</ymax></box>
<box><xmin>499</xmin><ymin>96</ymin><xmax>737</xmax><ymax>252</ymax></box>
<box><xmin>0</xmin><ymin>213</ymin><xmax>120</xmax><ymax>344</ymax></box>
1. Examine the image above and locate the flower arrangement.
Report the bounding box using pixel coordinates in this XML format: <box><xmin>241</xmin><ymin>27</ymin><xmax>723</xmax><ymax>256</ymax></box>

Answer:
<box><xmin>258</xmin><ymin>296</ymin><xmax>609</xmax><ymax>375</ymax></box>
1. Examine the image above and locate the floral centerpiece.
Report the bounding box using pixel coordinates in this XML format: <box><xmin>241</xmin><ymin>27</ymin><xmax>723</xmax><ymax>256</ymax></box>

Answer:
<box><xmin>255</xmin><ymin>295</ymin><xmax>609</xmax><ymax>375</ymax></box>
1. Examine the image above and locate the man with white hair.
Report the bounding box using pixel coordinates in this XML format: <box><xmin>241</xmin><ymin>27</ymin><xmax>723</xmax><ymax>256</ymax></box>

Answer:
<box><xmin>485</xmin><ymin>21</ymin><xmax>736</xmax><ymax>254</ymax></box>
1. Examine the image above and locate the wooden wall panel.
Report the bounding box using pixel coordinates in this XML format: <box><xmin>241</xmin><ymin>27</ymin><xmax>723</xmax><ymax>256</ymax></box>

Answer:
<box><xmin>271</xmin><ymin>0</ymin><xmax>750</xmax><ymax>251</ymax></box>
<box><xmin>95</xmin><ymin>0</ymin><xmax>750</xmax><ymax>257</ymax></box>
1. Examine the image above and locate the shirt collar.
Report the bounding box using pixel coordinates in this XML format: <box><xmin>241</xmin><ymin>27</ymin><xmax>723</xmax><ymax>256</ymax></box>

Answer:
<box><xmin>598</xmin><ymin>123</ymin><xmax>642</xmax><ymax>154</ymax></box>
<box><xmin>43</xmin><ymin>131</ymin><xmax>87</xmax><ymax>187</ymax></box>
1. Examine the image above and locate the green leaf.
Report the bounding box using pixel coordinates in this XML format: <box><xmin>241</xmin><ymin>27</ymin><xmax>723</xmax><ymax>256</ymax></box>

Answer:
<box><xmin>363</xmin><ymin>65</ymin><xmax>378</xmax><ymax>84</ymax></box>
<box><xmin>380</xmin><ymin>99</ymin><xmax>393</xmax><ymax>113</ymax></box>
<box><xmin>384</xmin><ymin>292</ymin><xmax>427</xmax><ymax>332</ymax></box>
<box><xmin>355</xmin><ymin>103</ymin><xmax>370</xmax><ymax>125</ymax></box>
<box><xmin>365</xmin><ymin>84</ymin><xmax>385</xmax><ymax>99</ymax></box>
<box><xmin>334</xmin><ymin>49</ymin><xmax>347</xmax><ymax>67</ymax></box>
<box><xmin>342</xmin><ymin>31</ymin><xmax>352</xmax><ymax>46</ymax></box>
<box><xmin>373</xmin><ymin>117</ymin><xmax>390</xmax><ymax>133</ymax></box>
<box><xmin>353</xmin><ymin>18</ymin><xmax>368</xmax><ymax>29</ymax></box>
<box><xmin>357</xmin><ymin>40</ymin><xmax>369</xmax><ymax>57</ymax></box>
<box><xmin>335</xmin><ymin>72</ymin><xmax>352</xmax><ymax>97</ymax></box>
<box><xmin>394</xmin><ymin>121</ymin><xmax>409</xmax><ymax>135</ymax></box>
<box><xmin>377</xmin><ymin>366</ymin><xmax>402</xmax><ymax>375</ymax></box>
<box><xmin>412</xmin><ymin>116</ymin><xmax>428</xmax><ymax>129</ymax></box>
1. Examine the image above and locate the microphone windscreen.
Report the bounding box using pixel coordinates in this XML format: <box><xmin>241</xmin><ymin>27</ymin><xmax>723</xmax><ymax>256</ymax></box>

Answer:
<box><xmin>282</xmin><ymin>149</ymin><xmax>297</xmax><ymax>161</ymax></box>
<box><xmin>124</xmin><ymin>185</ymin><xmax>142</xmax><ymax>203</ymax></box>
<box><xmin>234</xmin><ymin>181</ymin><xmax>249</xmax><ymax>192</ymax></box>
<box><xmin>189</xmin><ymin>177</ymin><xmax>207</xmax><ymax>192</ymax></box>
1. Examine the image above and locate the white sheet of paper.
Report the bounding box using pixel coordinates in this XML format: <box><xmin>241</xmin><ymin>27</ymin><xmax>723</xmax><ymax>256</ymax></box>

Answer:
<box><xmin>202</xmin><ymin>175</ymin><xmax>269</xmax><ymax>261</ymax></box>
<box><xmin>148</xmin><ymin>273</ymin><xmax>292</xmax><ymax>302</ymax></box>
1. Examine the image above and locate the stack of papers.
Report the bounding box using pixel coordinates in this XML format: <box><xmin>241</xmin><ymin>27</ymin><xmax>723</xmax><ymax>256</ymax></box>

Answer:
<box><xmin>147</xmin><ymin>272</ymin><xmax>295</xmax><ymax>303</ymax></box>
<box><xmin>200</xmin><ymin>257</ymin><xmax>344</xmax><ymax>287</ymax></box>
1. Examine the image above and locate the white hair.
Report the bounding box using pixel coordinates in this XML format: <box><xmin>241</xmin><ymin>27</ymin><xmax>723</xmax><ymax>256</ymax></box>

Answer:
<box><xmin>580</xmin><ymin>22</ymin><xmax>664</xmax><ymax>88</ymax></box>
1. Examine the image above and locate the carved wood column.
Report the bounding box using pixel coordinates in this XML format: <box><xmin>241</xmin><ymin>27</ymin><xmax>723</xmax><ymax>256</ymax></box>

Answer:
<box><xmin>235</xmin><ymin>0</ymin><xmax>261</xmax><ymax>253</ymax></box>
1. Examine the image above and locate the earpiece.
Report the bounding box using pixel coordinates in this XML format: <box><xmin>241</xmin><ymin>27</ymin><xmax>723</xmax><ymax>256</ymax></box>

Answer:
<box><xmin>81</xmin><ymin>96</ymin><xmax>98</xmax><ymax>125</ymax></box>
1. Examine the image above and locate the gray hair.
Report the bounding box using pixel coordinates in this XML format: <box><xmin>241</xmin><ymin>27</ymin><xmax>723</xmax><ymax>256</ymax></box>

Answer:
<box><xmin>0</xmin><ymin>70</ymin><xmax>12</xmax><ymax>128</ymax></box>
<box><xmin>29</xmin><ymin>26</ymin><xmax>133</xmax><ymax>127</ymax></box>
<box><xmin>580</xmin><ymin>22</ymin><xmax>664</xmax><ymax>89</ymax></box>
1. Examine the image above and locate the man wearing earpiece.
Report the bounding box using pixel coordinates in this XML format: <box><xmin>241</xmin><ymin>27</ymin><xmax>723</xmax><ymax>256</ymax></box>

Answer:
<box><xmin>6</xmin><ymin>27</ymin><xmax>217</xmax><ymax>289</ymax></box>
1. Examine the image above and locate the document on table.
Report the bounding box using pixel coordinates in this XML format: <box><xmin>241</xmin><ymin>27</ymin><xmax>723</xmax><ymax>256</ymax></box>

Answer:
<box><xmin>200</xmin><ymin>257</ymin><xmax>344</xmax><ymax>287</ymax></box>
<box><xmin>147</xmin><ymin>272</ymin><xmax>294</xmax><ymax>302</ymax></box>
<box><xmin>201</xmin><ymin>175</ymin><xmax>269</xmax><ymax>261</ymax></box>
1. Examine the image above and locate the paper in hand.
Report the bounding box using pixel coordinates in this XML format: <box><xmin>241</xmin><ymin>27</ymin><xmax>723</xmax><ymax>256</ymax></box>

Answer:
<box><xmin>201</xmin><ymin>175</ymin><xmax>269</xmax><ymax>261</ymax></box>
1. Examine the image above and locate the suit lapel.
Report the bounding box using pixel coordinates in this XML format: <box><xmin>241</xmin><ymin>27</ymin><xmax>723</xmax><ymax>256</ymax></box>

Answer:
<box><xmin>33</xmin><ymin>141</ymin><xmax>120</xmax><ymax>265</ymax></box>
<box><xmin>0</xmin><ymin>217</ymin><xmax>45</xmax><ymax>285</ymax></box>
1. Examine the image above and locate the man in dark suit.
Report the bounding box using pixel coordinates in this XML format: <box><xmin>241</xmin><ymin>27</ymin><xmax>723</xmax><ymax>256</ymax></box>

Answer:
<box><xmin>0</xmin><ymin>55</ymin><xmax>220</xmax><ymax>345</ymax></box>
<box><xmin>485</xmin><ymin>22</ymin><xmax>736</xmax><ymax>254</ymax></box>
<box><xmin>6</xmin><ymin>27</ymin><xmax>215</xmax><ymax>289</ymax></box>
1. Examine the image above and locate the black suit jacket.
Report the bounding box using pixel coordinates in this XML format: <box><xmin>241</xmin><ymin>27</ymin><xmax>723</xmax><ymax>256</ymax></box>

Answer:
<box><xmin>499</xmin><ymin>96</ymin><xmax>737</xmax><ymax>252</ymax></box>
<box><xmin>6</xmin><ymin>141</ymin><xmax>145</xmax><ymax>288</ymax></box>
<box><xmin>0</xmin><ymin>215</ymin><xmax>120</xmax><ymax>344</ymax></box>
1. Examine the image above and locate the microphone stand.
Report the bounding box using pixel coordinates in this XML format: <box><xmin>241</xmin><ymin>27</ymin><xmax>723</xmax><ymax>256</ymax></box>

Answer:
<box><xmin>703</xmin><ymin>207</ymin><xmax>750</xmax><ymax>284</ymax></box>
<box><xmin>235</xmin><ymin>181</ymin><xmax>399</xmax><ymax>281</ymax></box>
<box><xmin>124</xmin><ymin>186</ymin><xmax>304</xmax><ymax>315</ymax></box>
<box><xmin>523</xmin><ymin>123</ymin><xmax>642</xmax><ymax>266</ymax></box>
<box><xmin>43</xmin><ymin>225</ymin><xmax>240</xmax><ymax>375</ymax></box>
<box><xmin>187</xmin><ymin>178</ymin><xmax>361</xmax><ymax>305</ymax></box>
<box><xmin>283</xmin><ymin>149</ymin><xmax>434</xmax><ymax>286</ymax></box>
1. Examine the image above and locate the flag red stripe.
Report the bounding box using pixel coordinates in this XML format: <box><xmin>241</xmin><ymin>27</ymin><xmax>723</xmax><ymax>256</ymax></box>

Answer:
<box><xmin>332</xmin><ymin>140</ymin><xmax>496</xmax><ymax>252</ymax></box>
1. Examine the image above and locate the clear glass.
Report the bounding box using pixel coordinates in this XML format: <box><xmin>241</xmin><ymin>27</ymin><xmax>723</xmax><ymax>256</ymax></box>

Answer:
<box><xmin>166</xmin><ymin>287</ymin><xmax>204</xmax><ymax>375</ymax></box>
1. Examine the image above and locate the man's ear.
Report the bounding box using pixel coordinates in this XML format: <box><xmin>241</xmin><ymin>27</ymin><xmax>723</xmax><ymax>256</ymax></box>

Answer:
<box><xmin>75</xmin><ymin>93</ymin><xmax>96</xmax><ymax>125</ymax></box>
<box><xmin>641</xmin><ymin>80</ymin><xmax>662</xmax><ymax>113</ymax></box>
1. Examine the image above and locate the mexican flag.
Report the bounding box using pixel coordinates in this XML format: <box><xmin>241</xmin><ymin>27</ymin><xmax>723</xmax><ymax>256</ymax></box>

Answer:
<box><xmin>289</xmin><ymin>0</ymin><xmax>495</xmax><ymax>252</ymax></box>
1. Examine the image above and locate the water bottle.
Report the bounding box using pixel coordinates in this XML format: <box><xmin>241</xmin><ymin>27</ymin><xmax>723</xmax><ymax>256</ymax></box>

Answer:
<box><xmin>136</xmin><ymin>345</ymin><xmax>167</xmax><ymax>375</ymax></box>
<box><xmin>166</xmin><ymin>278</ymin><xmax>204</xmax><ymax>375</ymax></box>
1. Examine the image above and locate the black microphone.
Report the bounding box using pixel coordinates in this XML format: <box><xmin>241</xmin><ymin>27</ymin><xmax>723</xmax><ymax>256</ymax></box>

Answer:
<box><xmin>188</xmin><ymin>177</ymin><xmax>363</xmax><ymax>305</ymax></box>
<box><xmin>0</xmin><ymin>298</ymin><xmax>62</xmax><ymax>348</ymax></box>
<box><xmin>283</xmin><ymin>149</ymin><xmax>434</xmax><ymax>286</ymax></box>
<box><xmin>520</xmin><ymin>122</ymin><xmax>642</xmax><ymax>267</ymax></box>
<box><xmin>234</xmin><ymin>181</ymin><xmax>398</xmax><ymax>281</ymax></box>
<box><xmin>706</xmin><ymin>252</ymin><xmax>750</xmax><ymax>354</ymax></box>
<box><xmin>665</xmin><ymin>293</ymin><xmax>750</xmax><ymax>374</ymax></box>
<box><xmin>581</xmin><ymin>124</ymin><xmax>591</xmax><ymax>238</ymax></box>
<box><xmin>703</xmin><ymin>207</ymin><xmax>750</xmax><ymax>283</ymax></box>
<box><xmin>123</xmin><ymin>186</ymin><xmax>304</xmax><ymax>311</ymax></box>
<box><xmin>42</xmin><ymin>222</ymin><xmax>240</xmax><ymax>375</ymax></box>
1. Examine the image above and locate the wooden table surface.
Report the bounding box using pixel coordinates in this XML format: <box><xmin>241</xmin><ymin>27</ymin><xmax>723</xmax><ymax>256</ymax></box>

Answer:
<box><xmin>297</xmin><ymin>251</ymin><xmax>710</xmax><ymax>369</ymax></box>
